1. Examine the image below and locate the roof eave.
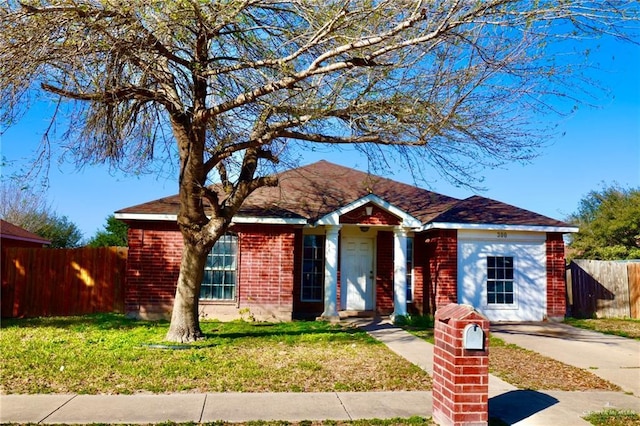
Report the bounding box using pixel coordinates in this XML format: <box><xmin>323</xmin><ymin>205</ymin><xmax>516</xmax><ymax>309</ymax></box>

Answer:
<box><xmin>114</xmin><ymin>212</ymin><xmax>308</xmax><ymax>225</ymax></box>
<box><xmin>1</xmin><ymin>234</ymin><xmax>51</xmax><ymax>245</ymax></box>
<box><xmin>232</xmin><ymin>216</ymin><xmax>308</xmax><ymax>225</ymax></box>
<box><xmin>420</xmin><ymin>222</ymin><xmax>579</xmax><ymax>233</ymax></box>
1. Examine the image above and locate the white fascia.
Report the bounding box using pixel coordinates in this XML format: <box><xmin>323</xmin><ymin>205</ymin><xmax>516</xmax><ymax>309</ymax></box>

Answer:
<box><xmin>4</xmin><ymin>235</ymin><xmax>51</xmax><ymax>245</ymax></box>
<box><xmin>231</xmin><ymin>216</ymin><xmax>308</xmax><ymax>225</ymax></box>
<box><xmin>314</xmin><ymin>193</ymin><xmax>422</xmax><ymax>228</ymax></box>
<box><xmin>114</xmin><ymin>213</ymin><xmax>178</xmax><ymax>222</ymax></box>
<box><xmin>113</xmin><ymin>212</ymin><xmax>308</xmax><ymax>225</ymax></box>
<box><xmin>420</xmin><ymin>222</ymin><xmax>579</xmax><ymax>233</ymax></box>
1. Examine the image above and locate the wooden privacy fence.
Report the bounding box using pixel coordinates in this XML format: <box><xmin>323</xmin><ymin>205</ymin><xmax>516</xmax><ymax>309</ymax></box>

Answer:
<box><xmin>1</xmin><ymin>246</ymin><xmax>127</xmax><ymax>318</ymax></box>
<box><xmin>568</xmin><ymin>259</ymin><xmax>640</xmax><ymax>319</ymax></box>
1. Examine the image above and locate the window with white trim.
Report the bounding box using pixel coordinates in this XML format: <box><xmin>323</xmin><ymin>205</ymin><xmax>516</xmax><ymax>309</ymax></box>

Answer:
<box><xmin>301</xmin><ymin>235</ymin><xmax>324</xmax><ymax>302</ymax></box>
<box><xmin>200</xmin><ymin>234</ymin><xmax>238</xmax><ymax>300</ymax></box>
<box><xmin>487</xmin><ymin>256</ymin><xmax>514</xmax><ymax>305</ymax></box>
<box><xmin>406</xmin><ymin>237</ymin><xmax>414</xmax><ymax>302</ymax></box>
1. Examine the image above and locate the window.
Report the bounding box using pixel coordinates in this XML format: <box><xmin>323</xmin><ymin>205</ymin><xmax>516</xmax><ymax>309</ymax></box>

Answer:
<box><xmin>406</xmin><ymin>237</ymin><xmax>414</xmax><ymax>302</ymax></box>
<box><xmin>487</xmin><ymin>256</ymin><xmax>514</xmax><ymax>305</ymax></box>
<box><xmin>302</xmin><ymin>235</ymin><xmax>324</xmax><ymax>302</ymax></box>
<box><xmin>200</xmin><ymin>234</ymin><xmax>238</xmax><ymax>300</ymax></box>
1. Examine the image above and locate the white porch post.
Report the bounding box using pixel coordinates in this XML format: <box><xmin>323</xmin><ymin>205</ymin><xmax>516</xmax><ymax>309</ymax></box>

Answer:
<box><xmin>392</xmin><ymin>226</ymin><xmax>408</xmax><ymax>321</ymax></box>
<box><xmin>321</xmin><ymin>225</ymin><xmax>341</xmax><ymax>319</ymax></box>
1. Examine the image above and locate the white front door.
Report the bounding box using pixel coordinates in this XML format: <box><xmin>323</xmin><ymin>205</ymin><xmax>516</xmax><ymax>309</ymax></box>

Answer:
<box><xmin>342</xmin><ymin>237</ymin><xmax>374</xmax><ymax>311</ymax></box>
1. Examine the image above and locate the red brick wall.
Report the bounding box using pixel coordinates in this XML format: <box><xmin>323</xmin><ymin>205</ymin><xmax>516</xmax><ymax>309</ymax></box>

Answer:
<box><xmin>376</xmin><ymin>231</ymin><xmax>394</xmax><ymax>314</ymax></box>
<box><xmin>425</xmin><ymin>229</ymin><xmax>458</xmax><ymax>315</ymax></box>
<box><xmin>125</xmin><ymin>222</ymin><xmax>182</xmax><ymax>318</ymax></box>
<box><xmin>124</xmin><ymin>221</ymin><xmax>297</xmax><ymax>320</ymax></box>
<box><xmin>236</xmin><ymin>224</ymin><xmax>295</xmax><ymax>318</ymax></box>
<box><xmin>546</xmin><ymin>233</ymin><xmax>567</xmax><ymax>319</ymax></box>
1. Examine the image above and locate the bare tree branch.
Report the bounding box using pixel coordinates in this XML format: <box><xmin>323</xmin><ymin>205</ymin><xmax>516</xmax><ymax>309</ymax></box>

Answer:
<box><xmin>2</xmin><ymin>0</ymin><xmax>638</xmax><ymax>341</ymax></box>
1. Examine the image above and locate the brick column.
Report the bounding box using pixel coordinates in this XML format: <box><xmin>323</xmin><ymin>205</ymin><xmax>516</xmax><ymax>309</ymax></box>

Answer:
<box><xmin>546</xmin><ymin>233</ymin><xmax>567</xmax><ymax>320</ymax></box>
<box><xmin>432</xmin><ymin>304</ymin><xmax>489</xmax><ymax>426</ymax></box>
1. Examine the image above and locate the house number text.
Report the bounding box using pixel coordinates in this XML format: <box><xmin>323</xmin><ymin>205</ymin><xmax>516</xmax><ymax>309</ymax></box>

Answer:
<box><xmin>496</xmin><ymin>231</ymin><xmax>508</xmax><ymax>238</ymax></box>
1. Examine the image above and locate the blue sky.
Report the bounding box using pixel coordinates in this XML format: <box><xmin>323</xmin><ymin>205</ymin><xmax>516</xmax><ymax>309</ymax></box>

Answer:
<box><xmin>1</xmin><ymin>36</ymin><xmax>638</xmax><ymax>240</ymax></box>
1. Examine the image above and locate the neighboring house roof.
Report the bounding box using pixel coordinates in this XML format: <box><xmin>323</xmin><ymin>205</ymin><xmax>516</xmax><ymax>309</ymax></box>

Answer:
<box><xmin>0</xmin><ymin>219</ymin><xmax>51</xmax><ymax>245</ymax></box>
<box><xmin>115</xmin><ymin>160</ymin><xmax>577</xmax><ymax>232</ymax></box>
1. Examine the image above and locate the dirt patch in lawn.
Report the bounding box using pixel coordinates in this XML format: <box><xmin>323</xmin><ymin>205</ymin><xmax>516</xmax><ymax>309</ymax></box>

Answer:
<box><xmin>403</xmin><ymin>325</ymin><xmax>620</xmax><ymax>391</ymax></box>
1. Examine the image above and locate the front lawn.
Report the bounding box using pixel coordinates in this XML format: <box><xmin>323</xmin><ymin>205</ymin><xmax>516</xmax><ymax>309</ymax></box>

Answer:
<box><xmin>564</xmin><ymin>318</ymin><xmax>640</xmax><ymax>340</ymax></box>
<box><xmin>0</xmin><ymin>314</ymin><xmax>430</xmax><ymax>395</ymax></box>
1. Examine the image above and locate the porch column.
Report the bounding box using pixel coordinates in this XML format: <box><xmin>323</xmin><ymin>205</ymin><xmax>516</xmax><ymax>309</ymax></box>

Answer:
<box><xmin>321</xmin><ymin>225</ymin><xmax>341</xmax><ymax>319</ymax></box>
<box><xmin>392</xmin><ymin>226</ymin><xmax>408</xmax><ymax>321</ymax></box>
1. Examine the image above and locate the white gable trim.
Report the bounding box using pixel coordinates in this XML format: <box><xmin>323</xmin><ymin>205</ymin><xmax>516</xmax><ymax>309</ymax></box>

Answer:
<box><xmin>114</xmin><ymin>212</ymin><xmax>308</xmax><ymax>225</ymax></box>
<box><xmin>420</xmin><ymin>222</ymin><xmax>579</xmax><ymax>233</ymax></box>
<box><xmin>314</xmin><ymin>193</ymin><xmax>422</xmax><ymax>228</ymax></box>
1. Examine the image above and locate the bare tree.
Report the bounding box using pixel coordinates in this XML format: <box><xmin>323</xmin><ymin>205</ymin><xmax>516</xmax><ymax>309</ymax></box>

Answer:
<box><xmin>1</xmin><ymin>1</ymin><xmax>638</xmax><ymax>341</ymax></box>
<box><xmin>1</xmin><ymin>180</ymin><xmax>84</xmax><ymax>248</ymax></box>
<box><xmin>1</xmin><ymin>180</ymin><xmax>52</xmax><ymax>231</ymax></box>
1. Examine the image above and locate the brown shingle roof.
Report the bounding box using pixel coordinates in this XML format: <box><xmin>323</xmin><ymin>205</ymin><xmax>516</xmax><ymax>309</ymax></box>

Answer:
<box><xmin>116</xmin><ymin>160</ymin><xmax>570</xmax><ymax>228</ymax></box>
<box><xmin>237</xmin><ymin>160</ymin><xmax>460</xmax><ymax>222</ymax></box>
<box><xmin>0</xmin><ymin>219</ymin><xmax>51</xmax><ymax>245</ymax></box>
<box><xmin>117</xmin><ymin>161</ymin><xmax>459</xmax><ymax>222</ymax></box>
<box><xmin>431</xmin><ymin>195</ymin><xmax>572</xmax><ymax>227</ymax></box>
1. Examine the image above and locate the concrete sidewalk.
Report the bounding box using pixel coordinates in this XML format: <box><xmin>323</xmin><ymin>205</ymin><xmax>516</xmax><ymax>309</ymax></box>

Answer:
<box><xmin>1</xmin><ymin>319</ymin><xmax>639</xmax><ymax>425</ymax></box>
<box><xmin>0</xmin><ymin>392</ymin><xmax>433</xmax><ymax>424</ymax></box>
<box><xmin>2</xmin><ymin>390</ymin><xmax>637</xmax><ymax>425</ymax></box>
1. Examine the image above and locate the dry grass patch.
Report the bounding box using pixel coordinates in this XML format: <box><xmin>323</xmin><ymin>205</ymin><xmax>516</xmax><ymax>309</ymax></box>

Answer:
<box><xmin>400</xmin><ymin>317</ymin><xmax>620</xmax><ymax>391</ymax></box>
<box><xmin>489</xmin><ymin>337</ymin><xmax>620</xmax><ymax>391</ymax></box>
<box><xmin>564</xmin><ymin>318</ymin><xmax>640</xmax><ymax>340</ymax></box>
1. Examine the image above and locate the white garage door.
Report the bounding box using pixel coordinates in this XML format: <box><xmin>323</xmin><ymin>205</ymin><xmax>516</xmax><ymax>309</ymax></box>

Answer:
<box><xmin>457</xmin><ymin>230</ymin><xmax>547</xmax><ymax>322</ymax></box>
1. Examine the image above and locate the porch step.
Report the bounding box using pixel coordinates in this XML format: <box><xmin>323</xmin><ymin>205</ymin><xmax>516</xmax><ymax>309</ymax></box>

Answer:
<box><xmin>339</xmin><ymin>310</ymin><xmax>377</xmax><ymax>319</ymax></box>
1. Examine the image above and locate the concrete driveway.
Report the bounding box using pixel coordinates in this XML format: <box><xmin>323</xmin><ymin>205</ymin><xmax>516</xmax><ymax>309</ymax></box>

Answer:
<box><xmin>490</xmin><ymin>322</ymin><xmax>640</xmax><ymax>397</ymax></box>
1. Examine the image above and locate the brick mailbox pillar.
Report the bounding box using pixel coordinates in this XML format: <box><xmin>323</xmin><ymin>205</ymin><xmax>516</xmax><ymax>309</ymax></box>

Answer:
<box><xmin>432</xmin><ymin>303</ymin><xmax>490</xmax><ymax>426</ymax></box>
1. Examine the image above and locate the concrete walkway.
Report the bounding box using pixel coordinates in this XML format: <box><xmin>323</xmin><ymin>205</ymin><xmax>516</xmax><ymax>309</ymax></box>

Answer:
<box><xmin>1</xmin><ymin>319</ymin><xmax>639</xmax><ymax>425</ymax></box>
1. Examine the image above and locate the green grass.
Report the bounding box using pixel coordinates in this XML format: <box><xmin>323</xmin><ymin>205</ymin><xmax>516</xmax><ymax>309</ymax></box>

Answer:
<box><xmin>396</xmin><ymin>315</ymin><xmax>435</xmax><ymax>343</ymax></box>
<box><xmin>0</xmin><ymin>313</ymin><xmax>431</xmax><ymax>394</ymax></box>
<box><xmin>583</xmin><ymin>409</ymin><xmax>640</xmax><ymax>425</ymax></box>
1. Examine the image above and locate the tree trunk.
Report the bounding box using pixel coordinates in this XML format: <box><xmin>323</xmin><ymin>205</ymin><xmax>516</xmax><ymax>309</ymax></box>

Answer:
<box><xmin>165</xmin><ymin>240</ymin><xmax>208</xmax><ymax>342</ymax></box>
